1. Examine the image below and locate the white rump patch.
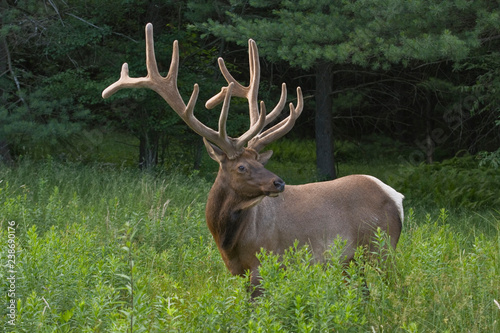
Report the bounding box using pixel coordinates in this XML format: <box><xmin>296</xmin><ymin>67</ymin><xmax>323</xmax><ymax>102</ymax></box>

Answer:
<box><xmin>362</xmin><ymin>175</ymin><xmax>405</xmax><ymax>224</ymax></box>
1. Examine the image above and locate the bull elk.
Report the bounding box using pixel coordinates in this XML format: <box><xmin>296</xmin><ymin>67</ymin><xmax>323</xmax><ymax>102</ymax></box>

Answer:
<box><xmin>102</xmin><ymin>23</ymin><xmax>404</xmax><ymax>297</ymax></box>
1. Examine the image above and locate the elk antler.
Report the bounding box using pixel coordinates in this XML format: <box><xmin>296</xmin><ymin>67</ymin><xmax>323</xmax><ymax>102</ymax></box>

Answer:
<box><xmin>102</xmin><ymin>24</ymin><xmax>303</xmax><ymax>158</ymax></box>
<box><xmin>205</xmin><ymin>39</ymin><xmax>304</xmax><ymax>153</ymax></box>
<box><xmin>102</xmin><ymin>24</ymin><xmax>198</xmax><ymax>117</ymax></box>
<box><xmin>248</xmin><ymin>86</ymin><xmax>303</xmax><ymax>152</ymax></box>
<box><xmin>102</xmin><ymin>23</ymin><xmax>255</xmax><ymax>158</ymax></box>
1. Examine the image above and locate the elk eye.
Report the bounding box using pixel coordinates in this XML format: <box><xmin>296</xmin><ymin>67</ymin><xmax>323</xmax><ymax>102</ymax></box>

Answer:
<box><xmin>237</xmin><ymin>165</ymin><xmax>246</xmax><ymax>172</ymax></box>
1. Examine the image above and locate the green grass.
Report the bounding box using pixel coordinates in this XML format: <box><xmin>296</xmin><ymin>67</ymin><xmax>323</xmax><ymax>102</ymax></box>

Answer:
<box><xmin>1</xmin><ymin>152</ymin><xmax>499</xmax><ymax>331</ymax></box>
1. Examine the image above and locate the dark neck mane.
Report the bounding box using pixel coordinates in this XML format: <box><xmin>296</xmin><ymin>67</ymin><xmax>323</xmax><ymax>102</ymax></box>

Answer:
<box><xmin>205</xmin><ymin>177</ymin><xmax>252</xmax><ymax>254</ymax></box>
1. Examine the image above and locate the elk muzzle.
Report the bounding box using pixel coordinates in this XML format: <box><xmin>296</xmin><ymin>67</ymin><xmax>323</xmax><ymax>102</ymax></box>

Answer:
<box><xmin>268</xmin><ymin>178</ymin><xmax>285</xmax><ymax>197</ymax></box>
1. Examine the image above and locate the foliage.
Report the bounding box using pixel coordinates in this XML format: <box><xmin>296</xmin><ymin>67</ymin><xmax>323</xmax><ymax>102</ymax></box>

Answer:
<box><xmin>204</xmin><ymin>0</ymin><xmax>500</xmax><ymax>160</ymax></box>
<box><xmin>251</xmin><ymin>241</ymin><xmax>368</xmax><ymax>332</ymax></box>
<box><xmin>0</xmin><ymin>69</ymin><xmax>99</xmax><ymax>155</ymax></box>
<box><xmin>205</xmin><ymin>0</ymin><xmax>497</xmax><ymax>69</ymax></box>
<box><xmin>266</xmin><ymin>139</ymin><xmax>315</xmax><ymax>164</ymax></box>
<box><xmin>264</xmin><ymin>137</ymin><xmax>410</xmax><ymax>183</ymax></box>
<box><xmin>1</xmin><ymin>224</ymin><xmax>123</xmax><ymax>331</ymax></box>
<box><xmin>455</xmin><ymin>52</ymin><xmax>500</xmax><ymax>154</ymax></box>
<box><xmin>2</xmin><ymin>0</ymin><xmax>499</xmax><ymax>166</ymax></box>
<box><xmin>1</xmin><ymin>159</ymin><xmax>499</xmax><ymax>332</ymax></box>
<box><xmin>457</xmin><ymin>53</ymin><xmax>500</xmax><ymax>120</ymax></box>
<box><xmin>391</xmin><ymin>155</ymin><xmax>500</xmax><ymax>210</ymax></box>
<box><xmin>378</xmin><ymin>208</ymin><xmax>499</xmax><ymax>332</ymax></box>
<box><xmin>1</xmin><ymin>1</ymin><xmax>113</xmax><ymax>156</ymax></box>
<box><xmin>478</xmin><ymin>149</ymin><xmax>500</xmax><ymax>169</ymax></box>
<box><xmin>0</xmin><ymin>0</ymin><xmax>223</xmax><ymax>167</ymax></box>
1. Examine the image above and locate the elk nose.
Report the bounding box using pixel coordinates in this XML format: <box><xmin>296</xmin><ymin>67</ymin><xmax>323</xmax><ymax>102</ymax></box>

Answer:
<box><xmin>273</xmin><ymin>179</ymin><xmax>285</xmax><ymax>192</ymax></box>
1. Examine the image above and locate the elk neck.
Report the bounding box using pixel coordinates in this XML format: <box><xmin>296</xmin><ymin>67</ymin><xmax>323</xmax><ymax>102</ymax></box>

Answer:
<box><xmin>205</xmin><ymin>170</ymin><xmax>264</xmax><ymax>254</ymax></box>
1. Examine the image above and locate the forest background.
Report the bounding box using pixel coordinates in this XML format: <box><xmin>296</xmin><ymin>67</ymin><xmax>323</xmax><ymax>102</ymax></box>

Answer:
<box><xmin>1</xmin><ymin>0</ymin><xmax>499</xmax><ymax>175</ymax></box>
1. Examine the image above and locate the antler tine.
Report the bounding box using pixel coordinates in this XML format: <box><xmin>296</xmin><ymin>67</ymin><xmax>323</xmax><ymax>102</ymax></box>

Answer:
<box><xmin>103</xmin><ymin>24</ymin><xmax>190</xmax><ymax>113</ymax></box>
<box><xmin>206</xmin><ymin>39</ymin><xmax>261</xmax><ymax>124</ymax></box>
<box><xmin>263</xmin><ymin>83</ymin><xmax>288</xmax><ymax>126</ymax></box>
<box><xmin>205</xmin><ymin>39</ymin><xmax>296</xmax><ymax>155</ymax></box>
<box><xmin>236</xmin><ymin>100</ymin><xmax>267</xmax><ymax>151</ymax></box>
<box><xmin>145</xmin><ymin>23</ymin><xmax>161</xmax><ymax>80</ymax></box>
<box><xmin>247</xmin><ymin>39</ymin><xmax>261</xmax><ymax>125</ymax></box>
<box><xmin>248</xmin><ymin>87</ymin><xmax>304</xmax><ymax>152</ymax></box>
<box><xmin>200</xmin><ymin>81</ymin><xmax>266</xmax><ymax>158</ymax></box>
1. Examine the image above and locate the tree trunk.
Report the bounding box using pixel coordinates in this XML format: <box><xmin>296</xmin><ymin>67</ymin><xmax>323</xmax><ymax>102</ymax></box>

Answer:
<box><xmin>315</xmin><ymin>62</ymin><xmax>336</xmax><ymax>180</ymax></box>
<box><xmin>193</xmin><ymin>137</ymin><xmax>204</xmax><ymax>170</ymax></box>
<box><xmin>0</xmin><ymin>140</ymin><xmax>13</xmax><ymax>165</ymax></box>
<box><xmin>0</xmin><ymin>10</ymin><xmax>13</xmax><ymax>164</ymax></box>
<box><xmin>425</xmin><ymin>91</ymin><xmax>435</xmax><ymax>164</ymax></box>
<box><xmin>139</xmin><ymin>130</ymin><xmax>159</xmax><ymax>170</ymax></box>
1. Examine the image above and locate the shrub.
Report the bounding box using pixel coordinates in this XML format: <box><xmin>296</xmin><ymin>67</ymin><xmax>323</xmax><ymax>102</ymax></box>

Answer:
<box><xmin>0</xmin><ymin>224</ymin><xmax>124</xmax><ymax>332</ymax></box>
<box><xmin>1</xmin><ymin>159</ymin><xmax>498</xmax><ymax>332</ymax></box>
<box><xmin>390</xmin><ymin>155</ymin><xmax>500</xmax><ymax>210</ymax></box>
<box><xmin>250</xmin><ymin>241</ymin><xmax>369</xmax><ymax>332</ymax></box>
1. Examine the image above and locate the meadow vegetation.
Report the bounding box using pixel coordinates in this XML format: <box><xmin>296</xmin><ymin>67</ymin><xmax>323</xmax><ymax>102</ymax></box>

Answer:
<box><xmin>0</xmin><ymin>139</ymin><xmax>499</xmax><ymax>332</ymax></box>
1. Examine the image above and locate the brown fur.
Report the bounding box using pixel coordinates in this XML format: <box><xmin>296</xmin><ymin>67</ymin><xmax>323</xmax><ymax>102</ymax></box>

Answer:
<box><xmin>204</xmin><ymin>146</ymin><xmax>404</xmax><ymax>296</ymax></box>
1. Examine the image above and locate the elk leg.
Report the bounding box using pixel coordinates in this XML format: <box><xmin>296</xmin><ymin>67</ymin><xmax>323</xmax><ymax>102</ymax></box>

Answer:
<box><xmin>248</xmin><ymin>269</ymin><xmax>264</xmax><ymax>299</ymax></box>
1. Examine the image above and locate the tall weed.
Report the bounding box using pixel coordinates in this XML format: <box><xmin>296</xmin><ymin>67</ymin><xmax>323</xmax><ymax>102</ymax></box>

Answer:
<box><xmin>250</xmin><ymin>241</ymin><xmax>368</xmax><ymax>332</ymax></box>
<box><xmin>0</xmin><ymin>224</ymin><xmax>124</xmax><ymax>332</ymax></box>
<box><xmin>1</xmin><ymin>159</ymin><xmax>499</xmax><ymax>332</ymax></box>
<box><xmin>391</xmin><ymin>155</ymin><xmax>500</xmax><ymax>210</ymax></box>
<box><xmin>369</xmin><ymin>208</ymin><xmax>500</xmax><ymax>332</ymax></box>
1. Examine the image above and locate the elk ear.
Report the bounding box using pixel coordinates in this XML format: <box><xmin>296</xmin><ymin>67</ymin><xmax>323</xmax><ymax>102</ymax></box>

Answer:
<box><xmin>203</xmin><ymin>138</ymin><xmax>226</xmax><ymax>163</ymax></box>
<box><xmin>258</xmin><ymin>150</ymin><xmax>273</xmax><ymax>165</ymax></box>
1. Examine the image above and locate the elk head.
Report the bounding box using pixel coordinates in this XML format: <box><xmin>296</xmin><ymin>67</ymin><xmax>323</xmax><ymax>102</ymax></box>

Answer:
<box><xmin>205</xmin><ymin>140</ymin><xmax>284</xmax><ymax>204</ymax></box>
<box><xmin>102</xmin><ymin>23</ymin><xmax>303</xmax><ymax>204</ymax></box>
